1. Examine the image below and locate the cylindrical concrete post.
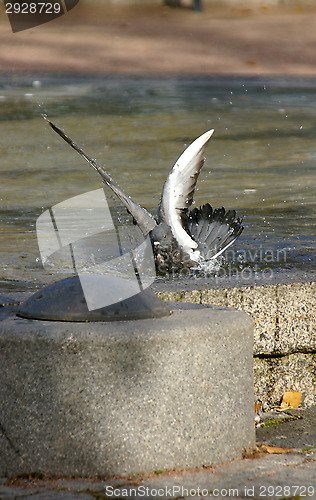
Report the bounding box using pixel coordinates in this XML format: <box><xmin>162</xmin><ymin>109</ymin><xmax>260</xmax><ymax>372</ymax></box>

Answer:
<box><xmin>0</xmin><ymin>302</ymin><xmax>254</xmax><ymax>477</ymax></box>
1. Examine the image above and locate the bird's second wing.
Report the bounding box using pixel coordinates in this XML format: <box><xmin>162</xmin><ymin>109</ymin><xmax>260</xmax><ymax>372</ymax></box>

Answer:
<box><xmin>46</xmin><ymin>118</ymin><xmax>157</xmax><ymax>236</ymax></box>
<box><xmin>159</xmin><ymin>129</ymin><xmax>214</xmax><ymax>253</ymax></box>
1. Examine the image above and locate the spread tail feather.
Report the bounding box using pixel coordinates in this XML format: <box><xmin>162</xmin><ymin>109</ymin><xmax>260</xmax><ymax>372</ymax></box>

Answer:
<box><xmin>186</xmin><ymin>203</ymin><xmax>243</xmax><ymax>260</ymax></box>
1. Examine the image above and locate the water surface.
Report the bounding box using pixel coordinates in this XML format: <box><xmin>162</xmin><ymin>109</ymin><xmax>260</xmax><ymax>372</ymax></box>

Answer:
<box><xmin>0</xmin><ymin>75</ymin><xmax>315</xmax><ymax>292</ymax></box>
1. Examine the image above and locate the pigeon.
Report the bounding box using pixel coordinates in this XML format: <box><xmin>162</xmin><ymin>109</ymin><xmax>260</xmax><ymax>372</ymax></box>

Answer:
<box><xmin>45</xmin><ymin>117</ymin><xmax>243</xmax><ymax>274</ymax></box>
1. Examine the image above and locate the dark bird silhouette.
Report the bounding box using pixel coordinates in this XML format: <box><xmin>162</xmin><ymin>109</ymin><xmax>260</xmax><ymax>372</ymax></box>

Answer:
<box><xmin>45</xmin><ymin>118</ymin><xmax>243</xmax><ymax>274</ymax></box>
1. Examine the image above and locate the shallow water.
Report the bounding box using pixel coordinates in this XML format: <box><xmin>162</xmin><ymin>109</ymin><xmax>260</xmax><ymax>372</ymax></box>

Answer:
<box><xmin>0</xmin><ymin>76</ymin><xmax>315</xmax><ymax>292</ymax></box>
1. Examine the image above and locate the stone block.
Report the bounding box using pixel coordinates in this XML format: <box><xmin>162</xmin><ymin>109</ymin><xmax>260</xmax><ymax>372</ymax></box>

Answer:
<box><xmin>0</xmin><ymin>303</ymin><xmax>254</xmax><ymax>477</ymax></box>
<box><xmin>254</xmin><ymin>353</ymin><xmax>316</xmax><ymax>408</ymax></box>
<box><xmin>238</xmin><ymin>286</ymin><xmax>278</xmax><ymax>356</ymax></box>
<box><xmin>276</xmin><ymin>282</ymin><xmax>316</xmax><ymax>355</ymax></box>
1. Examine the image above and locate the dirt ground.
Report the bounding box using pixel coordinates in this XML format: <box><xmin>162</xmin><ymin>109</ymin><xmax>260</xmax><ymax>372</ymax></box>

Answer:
<box><xmin>1</xmin><ymin>2</ymin><xmax>316</xmax><ymax>76</ymax></box>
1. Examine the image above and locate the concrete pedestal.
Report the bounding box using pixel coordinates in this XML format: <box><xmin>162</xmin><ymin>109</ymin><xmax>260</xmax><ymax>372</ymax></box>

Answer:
<box><xmin>0</xmin><ymin>302</ymin><xmax>254</xmax><ymax>477</ymax></box>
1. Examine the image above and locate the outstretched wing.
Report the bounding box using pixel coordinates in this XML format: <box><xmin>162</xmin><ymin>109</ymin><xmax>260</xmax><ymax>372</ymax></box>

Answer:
<box><xmin>45</xmin><ymin>117</ymin><xmax>157</xmax><ymax>236</ymax></box>
<box><xmin>159</xmin><ymin>129</ymin><xmax>214</xmax><ymax>255</ymax></box>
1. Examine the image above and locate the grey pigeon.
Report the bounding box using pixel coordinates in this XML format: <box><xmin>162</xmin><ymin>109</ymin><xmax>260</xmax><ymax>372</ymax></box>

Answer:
<box><xmin>46</xmin><ymin>118</ymin><xmax>243</xmax><ymax>274</ymax></box>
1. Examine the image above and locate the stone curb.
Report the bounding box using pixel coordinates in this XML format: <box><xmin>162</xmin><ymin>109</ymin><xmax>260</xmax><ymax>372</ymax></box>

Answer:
<box><xmin>158</xmin><ymin>282</ymin><xmax>316</xmax><ymax>407</ymax></box>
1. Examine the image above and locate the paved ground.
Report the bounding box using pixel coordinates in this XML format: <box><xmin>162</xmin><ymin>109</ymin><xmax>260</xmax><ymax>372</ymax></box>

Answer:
<box><xmin>1</xmin><ymin>407</ymin><xmax>315</xmax><ymax>499</ymax></box>
<box><xmin>2</xmin><ymin>2</ymin><xmax>316</xmax><ymax>76</ymax></box>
